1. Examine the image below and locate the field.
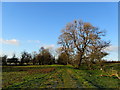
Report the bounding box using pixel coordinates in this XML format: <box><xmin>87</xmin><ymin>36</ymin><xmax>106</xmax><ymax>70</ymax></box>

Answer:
<box><xmin>2</xmin><ymin>63</ymin><xmax>120</xmax><ymax>89</ymax></box>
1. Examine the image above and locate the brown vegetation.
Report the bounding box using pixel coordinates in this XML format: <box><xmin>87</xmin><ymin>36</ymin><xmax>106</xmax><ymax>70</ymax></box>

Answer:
<box><xmin>28</xmin><ymin>68</ymin><xmax>56</xmax><ymax>74</ymax></box>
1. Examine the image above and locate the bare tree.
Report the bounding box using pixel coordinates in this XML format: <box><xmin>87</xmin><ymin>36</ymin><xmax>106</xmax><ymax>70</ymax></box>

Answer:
<box><xmin>58</xmin><ymin>20</ymin><xmax>110</xmax><ymax>68</ymax></box>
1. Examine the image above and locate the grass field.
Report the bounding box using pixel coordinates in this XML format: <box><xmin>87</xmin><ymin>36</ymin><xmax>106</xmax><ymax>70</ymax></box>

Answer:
<box><xmin>2</xmin><ymin>63</ymin><xmax>120</xmax><ymax>89</ymax></box>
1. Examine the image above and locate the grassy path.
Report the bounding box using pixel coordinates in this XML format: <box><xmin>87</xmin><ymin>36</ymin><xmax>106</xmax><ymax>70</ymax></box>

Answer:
<box><xmin>60</xmin><ymin>67</ymin><xmax>78</xmax><ymax>88</ymax></box>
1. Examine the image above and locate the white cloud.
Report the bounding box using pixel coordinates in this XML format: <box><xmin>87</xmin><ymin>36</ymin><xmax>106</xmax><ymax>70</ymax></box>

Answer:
<box><xmin>27</xmin><ymin>40</ymin><xmax>40</xmax><ymax>43</ymax></box>
<box><xmin>105</xmin><ymin>45</ymin><xmax>118</xmax><ymax>52</ymax></box>
<box><xmin>43</xmin><ymin>44</ymin><xmax>55</xmax><ymax>49</ymax></box>
<box><xmin>0</xmin><ymin>38</ymin><xmax>19</xmax><ymax>45</ymax></box>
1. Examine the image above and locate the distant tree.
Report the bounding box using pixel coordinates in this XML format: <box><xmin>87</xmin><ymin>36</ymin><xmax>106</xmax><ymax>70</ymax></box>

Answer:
<box><xmin>12</xmin><ymin>54</ymin><xmax>16</xmax><ymax>58</ymax></box>
<box><xmin>20</xmin><ymin>51</ymin><xmax>31</xmax><ymax>65</ymax></box>
<box><xmin>57</xmin><ymin>52</ymin><xmax>68</xmax><ymax>65</ymax></box>
<box><xmin>58</xmin><ymin>19</ymin><xmax>110</xmax><ymax>68</ymax></box>
<box><xmin>12</xmin><ymin>54</ymin><xmax>18</xmax><ymax>65</ymax></box>
<box><xmin>31</xmin><ymin>51</ymin><xmax>37</xmax><ymax>65</ymax></box>
<box><xmin>36</xmin><ymin>54</ymin><xmax>42</xmax><ymax>65</ymax></box>
<box><xmin>36</xmin><ymin>47</ymin><xmax>54</xmax><ymax>65</ymax></box>
<box><xmin>1</xmin><ymin>55</ymin><xmax>7</xmax><ymax>66</ymax></box>
<box><xmin>7</xmin><ymin>54</ymin><xmax>18</xmax><ymax>65</ymax></box>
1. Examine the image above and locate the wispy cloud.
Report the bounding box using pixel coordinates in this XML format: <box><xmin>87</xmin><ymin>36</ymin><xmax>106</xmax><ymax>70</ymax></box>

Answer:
<box><xmin>105</xmin><ymin>45</ymin><xmax>118</xmax><ymax>52</ymax></box>
<box><xmin>0</xmin><ymin>38</ymin><xmax>19</xmax><ymax>45</ymax></box>
<box><xmin>27</xmin><ymin>40</ymin><xmax>40</xmax><ymax>43</ymax></box>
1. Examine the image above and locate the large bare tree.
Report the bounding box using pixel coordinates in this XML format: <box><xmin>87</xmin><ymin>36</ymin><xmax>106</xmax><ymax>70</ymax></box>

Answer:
<box><xmin>58</xmin><ymin>20</ymin><xmax>110</xmax><ymax>68</ymax></box>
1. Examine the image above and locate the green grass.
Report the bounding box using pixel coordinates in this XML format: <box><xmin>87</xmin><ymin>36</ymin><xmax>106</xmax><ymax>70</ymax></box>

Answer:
<box><xmin>2</xmin><ymin>63</ymin><xmax>120</xmax><ymax>88</ymax></box>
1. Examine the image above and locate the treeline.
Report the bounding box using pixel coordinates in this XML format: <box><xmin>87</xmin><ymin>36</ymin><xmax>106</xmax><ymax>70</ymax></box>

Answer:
<box><xmin>1</xmin><ymin>47</ymin><xmax>55</xmax><ymax>66</ymax></box>
<box><xmin>103</xmin><ymin>61</ymin><xmax>120</xmax><ymax>63</ymax></box>
<box><xmin>1</xmin><ymin>19</ymin><xmax>117</xmax><ymax>70</ymax></box>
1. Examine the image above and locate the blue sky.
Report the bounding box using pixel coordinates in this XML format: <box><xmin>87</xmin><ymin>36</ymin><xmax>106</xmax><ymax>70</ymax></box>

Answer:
<box><xmin>1</xmin><ymin>2</ymin><xmax>118</xmax><ymax>60</ymax></box>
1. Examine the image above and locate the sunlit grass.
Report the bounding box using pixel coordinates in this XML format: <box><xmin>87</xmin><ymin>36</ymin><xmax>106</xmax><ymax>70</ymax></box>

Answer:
<box><xmin>2</xmin><ymin>63</ymin><xmax>119</xmax><ymax>88</ymax></box>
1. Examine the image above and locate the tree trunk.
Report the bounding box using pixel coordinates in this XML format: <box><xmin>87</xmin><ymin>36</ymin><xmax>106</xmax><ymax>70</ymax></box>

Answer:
<box><xmin>78</xmin><ymin>57</ymin><xmax>82</xmax><ymax>68</ymax></box>
<box><xmin>77</xmin><ymin>52</ymin><xmax>84</xmax><ymax>69</ymax></box>
<box><xmin>67</xmin><ymin>56</ymin><xmax>69</xmax><ymax>65</ymax></box>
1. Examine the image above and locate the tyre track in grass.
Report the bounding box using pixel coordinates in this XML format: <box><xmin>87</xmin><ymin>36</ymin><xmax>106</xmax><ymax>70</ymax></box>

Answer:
<box><xmin>73</xmin><ymin>69</ymin><xmax>98</xmax><ymax>88</ymax></box>
<box><xmin>79</xmin><ymin>70</ymin><xmax>101</xmax><ymax>88</ymax></box>
<box><xmin>40</xmin><ymin>67</ymin><xmax>65</xmax><ymax>88</ymax></box>
<box><xmin>61</xmin><ymin>67</ymin><xmax>78</xmax><ymax>88</ymax></box>
<box><xmin>67</xmin><ymin>68</ymin><xmax>98</xmax><ymax>88</ymax></box>
<box><xmin>5</xmin><ymin>68</ymin><xmax>57</xmax><ymax>88</ymax></box>
<box><xmin>7</xmin><ymin>66</ymin><xmax>66</xmax><ymax>88</ymax></box>
<box><xmin>54</xmin><ymin>67</ymin><xmax>65</xmax><ymax>88</ymax></box>
<box><xmin>43</xmin><ymin>66</ymin><xmax>78</xmax><ymax>88</ymax></box>
<box><xmin>67</xmin><ymin>69</ymin><xmax>82</xmax><ymax>88</ymax></box>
